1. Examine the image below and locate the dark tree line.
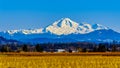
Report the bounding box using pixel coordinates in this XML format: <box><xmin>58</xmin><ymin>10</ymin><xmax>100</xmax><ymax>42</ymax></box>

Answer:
<box><xmin>0</xmin><ymin>44</ymin><xmax>44</xmax><ymax>52</ymax></box>
<box><xmin>0</xmin><ymin>42</ymin><xmax>120</xmax><ymax>52</ymax></box>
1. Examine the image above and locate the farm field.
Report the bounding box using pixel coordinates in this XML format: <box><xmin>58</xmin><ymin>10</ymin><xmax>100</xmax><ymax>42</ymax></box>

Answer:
<box><xmin>0</xmin><ymin>53</ymin><xmax>120</xmax><ymax>68</ymax></box>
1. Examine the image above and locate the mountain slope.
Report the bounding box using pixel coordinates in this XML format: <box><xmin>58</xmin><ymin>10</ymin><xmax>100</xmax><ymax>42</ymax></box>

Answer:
<box><xmin>18</xmin><ymin>29</ymin><xmax>120</xmax><ymax>43</ymax></box>
<box><xmin>0</xmin><ymin>36</ymin><xmax>19</xmax><ymax>44</ymax></box>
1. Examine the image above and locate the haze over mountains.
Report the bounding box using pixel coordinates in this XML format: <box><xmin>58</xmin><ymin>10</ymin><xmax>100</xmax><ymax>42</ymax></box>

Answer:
<box><xmin>0</xmin><ymin>18</ymin><xmax>120</xmax><ymax>43</ymax></box>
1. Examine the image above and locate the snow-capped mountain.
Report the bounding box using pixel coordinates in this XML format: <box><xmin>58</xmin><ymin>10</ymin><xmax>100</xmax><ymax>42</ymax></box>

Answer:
<box><xmin>4</xmin><ymin>28</ymin><xmax>44</xmax><ymax>35</ymax></box>
<box><xmin>2</xmin><ymin>18</ymin><xmax>109</xmax><ymax>35</ymax></box>
<box><xmin>0</xmin><ymin>18</ymin><xmax>119</xmax><ymax>43</ymax></box>
<box><xmin>46</xmin><ymin>18</ymin><xmax>109</xmax><ymax>35</ymax></box>
<box><xmin>46</xmin><ymin>18</ymin><xmax>80</xmax><ymax>35</ymax></box>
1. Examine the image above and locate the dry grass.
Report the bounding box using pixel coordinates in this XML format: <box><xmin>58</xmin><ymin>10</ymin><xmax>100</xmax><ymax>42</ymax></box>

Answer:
<box><xmin>1</xmin><ymin>52</ymin><xmax>120</xmax><ymax>56</ymax></box>
<box><xmin>0</xmin><ymin>53</ymin><xmax>120</xmax><ymax>68</ymax></box>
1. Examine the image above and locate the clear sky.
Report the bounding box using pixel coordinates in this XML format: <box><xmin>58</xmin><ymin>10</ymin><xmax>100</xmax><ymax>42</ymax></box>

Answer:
<box><xmin>0</xmin><ymin>0</ymin><xmax>120</xmax><ymax>32</ymax></box>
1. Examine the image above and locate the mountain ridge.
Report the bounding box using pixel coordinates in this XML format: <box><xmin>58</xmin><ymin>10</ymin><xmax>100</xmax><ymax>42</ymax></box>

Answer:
<box><xmin>1</xmin><ymin>18</ymin><xmax>110</xmax><ymax>35</ymax></box>
<box><xmin>0</xmin><ymin>18</ymin><xmax>119</xmax><ymax>43</ymax></box>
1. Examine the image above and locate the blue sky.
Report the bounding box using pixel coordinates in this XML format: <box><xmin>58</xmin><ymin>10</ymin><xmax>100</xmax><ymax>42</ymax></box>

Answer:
<box><xmin>0</xmin><ymin>0</ymin><xmax>120</xmax><ymax>32</ymax></box>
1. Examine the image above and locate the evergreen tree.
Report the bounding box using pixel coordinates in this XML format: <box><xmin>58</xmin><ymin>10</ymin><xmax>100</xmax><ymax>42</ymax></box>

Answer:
<box><xmin>35</xmin><ymin>44</ymin><xmax>43</xmax><ymax>52</ymax></box>
<box><xmin>22</xmin><ymin>44</ymin><xmax>29</xmax><ymax>52</ymax></box>
<box><xmin>98</xmin><ymin>44</ymin><xmax>106</xmax><ymax>52</ymax></box>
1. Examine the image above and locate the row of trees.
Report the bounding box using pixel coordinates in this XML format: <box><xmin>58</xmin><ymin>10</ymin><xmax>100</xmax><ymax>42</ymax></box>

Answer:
<box><xmin>0</xmin><ymin>42</ymin><xmax>120</xmax><ymax>52</ymax></box>
<box><xmin>0</xmin><ymin>44</ymin><xmax>43</xmax><ymax>52</ymax></box>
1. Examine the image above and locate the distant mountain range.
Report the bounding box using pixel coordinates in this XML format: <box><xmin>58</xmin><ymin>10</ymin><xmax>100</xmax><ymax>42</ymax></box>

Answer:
<box><xmin>0</xmin><ymin>18</ymin><xmax>120</xmax><ymax>43</ymax></box>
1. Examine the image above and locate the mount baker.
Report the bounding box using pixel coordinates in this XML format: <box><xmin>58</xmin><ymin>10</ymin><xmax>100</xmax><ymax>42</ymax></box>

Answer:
<box><xmin>0</xmin><ymin>18</ymin><xmax>120</xmax><ymax>43</ymax></box>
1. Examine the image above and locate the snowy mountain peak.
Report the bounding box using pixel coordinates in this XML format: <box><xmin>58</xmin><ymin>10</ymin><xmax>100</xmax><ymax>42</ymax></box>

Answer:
<box><xmin>46</xmin><ymin>18</ymin><xmax>79</xmax><ymax>35</ymax></box>
<box><xmin>60</xmin><ymin>18</ymin><xmax>72</xmax><ymax>21</ymax></box>
<box><xmin>46</xmin><ymin>18</ymin><xmax>110</xmax><ymax>35</ymax></box>
<box><xmin>52</xmin><ymin>18</ymin><xmax>79</xmax><ymax>28</ymax></box>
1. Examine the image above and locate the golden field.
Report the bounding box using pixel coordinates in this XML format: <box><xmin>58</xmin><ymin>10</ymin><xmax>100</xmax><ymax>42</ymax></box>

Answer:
<box><xmin>0</xmin><ymin>53</ymin><xmax>120</xmax><ymax>68</ymax></box>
